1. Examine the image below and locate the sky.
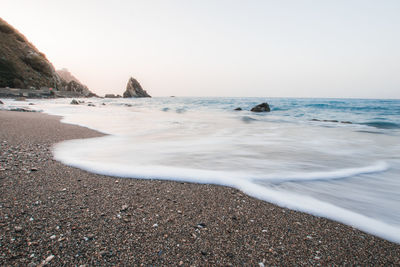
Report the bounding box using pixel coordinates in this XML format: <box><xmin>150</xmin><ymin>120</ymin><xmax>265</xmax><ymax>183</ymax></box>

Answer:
<box><xmin>1</xmin><ymin>0</ymin><xmax>400</xmax><ymax>98</ymax></box>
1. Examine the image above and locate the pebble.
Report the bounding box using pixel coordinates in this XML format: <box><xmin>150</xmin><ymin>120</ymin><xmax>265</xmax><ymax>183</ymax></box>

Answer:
<box><xmin>1</xmin><ymin>113</ymin><xmax>399</xmax><ymax>266</ymax></box>
<box><xmin>14</xmin><ymin>226</ymin><xmax>23</xmax><ymax>232</ymax></box>
<box><xmin>99</xmin><ymin>250</ymin><xmax>107</xmax><ymax>257</ymax></box>
<box><xmin>50</xmin><ymin>235</ymin><xmax>56</xmax><ymax>239</ymax></box>
<box><xmin>42</xmin><ymin>255</ymin><xmax>54</xmax><ymax>265</ymax></box>
<box><xmin>197</xmin><ymin>223</ymin><xmax>206</xmax><ymax>228</ymax></box>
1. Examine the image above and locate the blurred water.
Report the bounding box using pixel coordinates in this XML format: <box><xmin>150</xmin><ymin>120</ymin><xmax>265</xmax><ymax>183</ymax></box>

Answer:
<box><xmin>2</xmin><ymin>97</ymin><xmax>400</xmax><ymax>243</ymax></box>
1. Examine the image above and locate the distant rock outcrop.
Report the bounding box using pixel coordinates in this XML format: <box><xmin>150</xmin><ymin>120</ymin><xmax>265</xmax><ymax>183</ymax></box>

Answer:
<box><xmin>251</xmin><ymin>103</ymin><xmax>271</xmax><ymax>112</ymax></box>
<box><xmin>56</xmin><ymin>68</ymin><xmax>79</xmax><ymax>83</ymax></box>
<box><xmin>61</xmin><ymin>79</ymin><xmax>95</xmax><ymax>97</ymax></box>
<box><xmin>123</xmin><ymin>77</ymin><xmax>151</xmax><ymax>98</ymax></box>
<box><xmin>0</xmin><ymin>18</ymin><xmax>96</xmax><ymax>97</ymax></box>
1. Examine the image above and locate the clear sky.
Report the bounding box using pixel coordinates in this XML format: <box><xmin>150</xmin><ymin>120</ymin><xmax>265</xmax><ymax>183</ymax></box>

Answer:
<box><xmin>2</xmin><ymin>0</ymin><xmax>400</xmax><ymax>98</ymax></box>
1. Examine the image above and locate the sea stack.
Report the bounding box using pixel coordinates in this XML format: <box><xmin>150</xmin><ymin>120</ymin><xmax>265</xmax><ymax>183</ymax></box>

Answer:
<box><xmin>123</xmin><ymin>77</ymin><xmax>151</xmax><ymax>98</ymax></box>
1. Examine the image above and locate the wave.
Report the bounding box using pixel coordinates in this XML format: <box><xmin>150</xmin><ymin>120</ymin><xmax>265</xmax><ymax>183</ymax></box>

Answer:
<box><xmin>253</xmin><ymin>161</ymin><xmax>389</xmax><ymax>184</ymax></box>
<box><xmin>361</xmin><ymin>121</ymin><xmax>400</xmax><ymax>129</ymax></box>
<box><xmin>52</xmin><ymin>141</ymin><xmax>400</xmax><ymax>243</ymax></box>
<box><xmin>241</xmin><ymin>116</ymin><xmax>258</xmax><ymax>123</ymax></box>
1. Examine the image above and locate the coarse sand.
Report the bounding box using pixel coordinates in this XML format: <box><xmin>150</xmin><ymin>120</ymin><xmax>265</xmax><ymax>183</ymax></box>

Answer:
<box><xmin>1</xmin><ymin>110</ymin><xmax>399</xmax><ymax>265</ymax></box>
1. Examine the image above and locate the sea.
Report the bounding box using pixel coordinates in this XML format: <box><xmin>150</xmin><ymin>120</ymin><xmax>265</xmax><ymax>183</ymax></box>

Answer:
<box><xmin>2</xmin><ymin>97</ymin><xmax>400</xmax><ymax>243</ymax></box>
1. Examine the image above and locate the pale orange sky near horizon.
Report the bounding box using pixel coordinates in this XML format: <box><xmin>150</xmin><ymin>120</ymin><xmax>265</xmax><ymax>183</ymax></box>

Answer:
<box><xmin>2</xmin><ymin>0</ymin><xmax>400</xmax><ymax>98</ymax></box>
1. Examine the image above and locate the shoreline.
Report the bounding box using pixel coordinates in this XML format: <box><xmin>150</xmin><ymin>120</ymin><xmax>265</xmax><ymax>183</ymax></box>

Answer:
<box><xmin>1</xmin><ymin>110</ymin><xmax>399</xmax><ymax>265</ymax></box>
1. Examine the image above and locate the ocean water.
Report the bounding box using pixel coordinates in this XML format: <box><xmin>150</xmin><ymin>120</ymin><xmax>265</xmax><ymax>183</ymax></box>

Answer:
<box><xmin>2</xmin><ymin>97</ymin><xmax>400</xmax><ymax>243</ymax></box>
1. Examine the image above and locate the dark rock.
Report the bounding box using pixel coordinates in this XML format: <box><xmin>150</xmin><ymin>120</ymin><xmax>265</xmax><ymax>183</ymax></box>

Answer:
<box><xmin>312</xmin><ymin>119</ymin><xmax>349</xmax><ymax>124</ymax></box>
<box><xmin>88</xmin><ymin>103</ymin><xmax>95</xmax><ymax>107</ymax></box>
<box><xmin>197</xmin><ymin>223</ymin><xmax>206</xmax><ymax>228</ymax></box>
<box><xmin>234</xmin><ymin>107</ymin><xmax>242</xmax><ymax>111</ymax></box>
<box><xmin>0</xmin><ymin>100</ymin><xmax>3</xmax><ymax>104</ymax></box>
<box><xmin>10</xmin><ymin>107</ymin><xmax>36</xmax><ymax>112</ymax></box>
<box><xmin>105</xmin><ymin>94</ymin><xmax>121</xmax><ymax>98</ymax></box>
<box><xmin>123</xmin><ymin>77</ymin><xmax>151</xmax><ymax>98</ymax></box>
<box><xmin>251</xmin><ymin>103</ymin><xmax>270</xmax><ymax>112</ymax></box>
<box><xmin>70</xmin><ymin>99</ymin><xmax>79</xmax><ymax>105</ymax></box>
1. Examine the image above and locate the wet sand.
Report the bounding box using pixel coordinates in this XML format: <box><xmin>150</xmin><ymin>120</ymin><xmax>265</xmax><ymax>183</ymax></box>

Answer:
<box><xmin>0</xmin><ymin>110</ymin><xmax>399</xmax><ymax>265</ymax></box>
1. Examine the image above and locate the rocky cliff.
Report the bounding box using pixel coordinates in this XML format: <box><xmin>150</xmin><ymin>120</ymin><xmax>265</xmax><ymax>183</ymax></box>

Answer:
<box><xmin>0</xmin><ymin>18</ymin><xmax>62</xmax><ymax>89</ymax></box>
<box><xmin>123</xmin><ymin>77</ymin><xmax>151</xmax><ymax>98</ymax></box>
<box><xmin>57</xmin><ymin>68</ymin><xmax>94</xmax><ymax>97</ymax></box>
<box><xmin>0</xmin><ymin>18</ymin><xmax>94</xmax><ymax>97</ymax></box>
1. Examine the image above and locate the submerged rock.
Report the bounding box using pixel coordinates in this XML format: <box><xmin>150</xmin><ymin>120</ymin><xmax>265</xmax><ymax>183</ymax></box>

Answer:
<box><xmin>234</xmin><ymin>107</ymin><xmax>242</xmax><ymax>111</ymax></box>
<box><xmin>311</xmin><ymin>119</ymin><xmax>353</xmax><ymax>124</ymax></box>
<box><xmin>251</xmin><ymin>103</ymin><xmax>270</xmax><ymax>112</ymax></box>
<box><xmin>123</xmin><ymin>77</ymin><xmax>151</xmax><ymax>98</ymax></box>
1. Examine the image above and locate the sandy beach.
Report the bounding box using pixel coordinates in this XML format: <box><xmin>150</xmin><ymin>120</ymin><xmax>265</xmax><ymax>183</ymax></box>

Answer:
<box><xmin>1</xmin><ymin>110</ymin><xmax>399</xmax><ymax>266</ymax></box>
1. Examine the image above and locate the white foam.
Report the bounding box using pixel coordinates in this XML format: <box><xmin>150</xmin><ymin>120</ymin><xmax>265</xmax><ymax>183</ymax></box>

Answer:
<box><xmin>17</xmin><ymin>97</ymin><xmax>400</xmax><ymax>244</ymax></box>
<box><xmin>254</xmin><ymin>161</ymin><xmax>389</xmax><ymax>183</ymax></box>
<box><xmin>52</xmin><ymin>140</ymin><xmax>400</xmax><ymax>243</ymax></box>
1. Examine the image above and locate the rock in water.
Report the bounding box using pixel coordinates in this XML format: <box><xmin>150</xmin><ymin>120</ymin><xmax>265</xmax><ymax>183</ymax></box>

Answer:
<box><xmin>123</xmin><ymin>77</ymin><xmax>151</xmax><ymax>98</ymax></box>
<box><xmin>251</xmin><ymin>103</ymin><xmax>270</xmax><ymax>112</ymax></box>
<box><xmin>105</xmin><ymin>94</ymin><xmax>121</xmax><ymax>98</ymax></box>
<box><xmin>70</xmin><ymin>99</ymin><xmax>79</xmax><ymax>105</ymax></box>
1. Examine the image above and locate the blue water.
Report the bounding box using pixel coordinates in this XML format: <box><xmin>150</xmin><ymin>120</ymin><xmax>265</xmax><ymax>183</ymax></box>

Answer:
<box><xmin>155</xmin><ymin>97</ymin><xmax>400</xmax><ymax>129</ymax></box>
<box><xmin>2</xmin><ymin>97</ymin><xmax>400</xmax><ymax>243</ymax></box>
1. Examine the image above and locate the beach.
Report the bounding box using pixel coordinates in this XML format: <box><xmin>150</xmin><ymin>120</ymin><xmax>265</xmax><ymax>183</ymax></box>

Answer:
<box><xmin>0</xmin><ymin>110</ymin><xmax>399</xmax><ymax>265</ymax></box>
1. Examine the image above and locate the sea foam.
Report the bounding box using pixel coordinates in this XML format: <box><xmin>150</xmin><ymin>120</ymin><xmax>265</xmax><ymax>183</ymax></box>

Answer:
<box><xmin>5</xmin><ymin>97</ymin><xmax>400</xmax><ymax>243</ymax></box>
